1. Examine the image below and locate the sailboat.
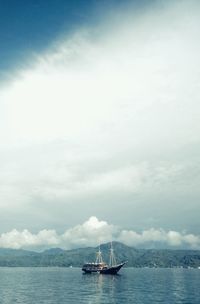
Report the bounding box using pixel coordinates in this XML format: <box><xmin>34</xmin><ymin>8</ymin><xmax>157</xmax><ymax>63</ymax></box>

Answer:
<box><xmin>82</xmin><ymin>242</ymin><xmax>127</xmax><ymax>274</ymax></box>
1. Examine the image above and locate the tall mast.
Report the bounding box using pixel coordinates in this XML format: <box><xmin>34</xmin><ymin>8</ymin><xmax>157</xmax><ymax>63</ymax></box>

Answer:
<box><xmin>95</xmin><ymin>245</ymin><xmax>103</xmax><ymax>264</ymax></box>
<box><xmin>109</xmin><ymin>241</ymin><xmax>116</xmax><ymax>266</ymax></box>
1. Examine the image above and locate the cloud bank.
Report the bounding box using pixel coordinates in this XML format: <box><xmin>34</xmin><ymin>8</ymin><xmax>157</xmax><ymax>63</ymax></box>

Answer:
<box><xmin>0</xmin><ymin>217</ymin><xmax>199</xmax><ymax>250</ymax></box>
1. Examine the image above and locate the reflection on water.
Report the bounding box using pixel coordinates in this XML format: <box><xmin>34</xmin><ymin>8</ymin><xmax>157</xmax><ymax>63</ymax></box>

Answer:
<box><xmin>0</xmin><ymin>268</ymin><xmax>199</xmax><ymax>304</ymax></box>
<box><xmin>82</xmin><ymin>273</ymin><xmax>122</xmax><ymax>304</ymax></box>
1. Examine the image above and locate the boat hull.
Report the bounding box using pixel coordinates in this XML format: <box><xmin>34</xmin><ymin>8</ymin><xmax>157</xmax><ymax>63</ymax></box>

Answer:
<box><xmin>82</xmin><ymin>262</ymin><xmax>126</xmax><ymax>275</ymax></box>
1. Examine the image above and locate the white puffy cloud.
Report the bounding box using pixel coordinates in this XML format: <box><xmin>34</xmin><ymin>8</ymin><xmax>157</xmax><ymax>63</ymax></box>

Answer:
<box><xmin>0</xmin><ymin>229</ymin><xmax>59</xmax><ymax>250</ymax></box>
<box><xmin>0</xmin><ymin>217</ymin><xmax>116</xmax><ymax>250</ymax></box>
<box><xmin>118</xmin><ymin>228</ymin><xmax>200</xmax><ymax>249</ymax></box>
<box><xmin>0</xmin><ymin>217</ymin><xmax>199</xmax><ymax>250</ymax></box>
<box><xmin>61</xmin><ymin>216</ymin><xmax>116</xmax><ymax>248</ymax></box>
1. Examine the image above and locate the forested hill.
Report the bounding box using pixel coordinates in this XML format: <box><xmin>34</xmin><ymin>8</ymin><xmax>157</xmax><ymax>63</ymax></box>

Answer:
<box><xmin>0</xmin><ymin>242</ymin><xmax>200</xmax><ymax>268</ymax></box>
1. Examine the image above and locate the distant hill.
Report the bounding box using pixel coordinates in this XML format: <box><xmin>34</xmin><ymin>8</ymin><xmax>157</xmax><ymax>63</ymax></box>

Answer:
<box><xmin>0</xmin><ymin>242</ymin><xmax>200</xmax><ymax>268</ymax></box>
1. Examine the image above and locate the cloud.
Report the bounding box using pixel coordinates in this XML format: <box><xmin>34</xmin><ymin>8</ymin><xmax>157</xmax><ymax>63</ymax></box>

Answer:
<box><xmin>118</xmin><ymin>228</ymin><xmax>200</xmax><ymax>249</ymax></box>
<box><xmin>1</xmin><ymin>0</ymin><xmax>200</xmax><ymax>147</ymax></box>
<box><xmin>0</xmin><ymin>0</ymin><xmax>200</xmax><ymax>232</ymax></box>
<box><xmin>61</xmin><ymin>216</ymin><xmax>116</xmax><ymax>248</ymax></box>
<box><xmin>0</xmin><ymin>217</ymin><xmax>199</xmax><ymax>250</ymax></box>
<box><xmin>0</xmin><ymin>229</ymin><xmax>59</xmax><ymax>250</ymax></box>
<box><xmin>0</xmin><ymin>216</ymin><xmax>115</xmax><ymax>250</ymax></box>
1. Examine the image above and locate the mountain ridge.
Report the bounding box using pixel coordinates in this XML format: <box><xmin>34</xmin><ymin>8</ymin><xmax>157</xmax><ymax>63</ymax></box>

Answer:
<box><xmin>0</xmin><ymin>242</ymin><xmax>200</xmax><ymax>268</ymax></box>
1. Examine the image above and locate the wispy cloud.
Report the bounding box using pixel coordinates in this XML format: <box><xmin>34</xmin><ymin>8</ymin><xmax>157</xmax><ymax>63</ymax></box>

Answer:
<box><xmin>0</xmin><ymin>0</ymin><xmax>200</xmax><ymax>232</ymax></box>
<box><xmin>1</xmin><ymin>0</ymin><xmax>200</xmax><ymax>146</ymax></box>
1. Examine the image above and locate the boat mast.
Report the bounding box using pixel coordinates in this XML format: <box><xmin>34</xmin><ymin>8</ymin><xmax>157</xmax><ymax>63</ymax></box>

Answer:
<box><xmin>109</xmin><ymin>241</ymin><xmax>116</xmax><ymax>266</ymax></box>
<box><xmin>95</xmin><ymin>245</ymin><xmax>103</xmax><ymax>264</ymax></box>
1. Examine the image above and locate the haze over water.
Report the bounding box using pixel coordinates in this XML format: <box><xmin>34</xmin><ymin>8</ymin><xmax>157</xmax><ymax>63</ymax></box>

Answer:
<box><xmin>0</xmin><ymin>268</ymin><xmax>200</xmax><ymax>304</ymax></box>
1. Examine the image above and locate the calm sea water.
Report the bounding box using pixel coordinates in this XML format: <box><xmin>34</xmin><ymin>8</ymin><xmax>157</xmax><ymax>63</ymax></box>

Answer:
<box><xmin>0</xmin><ymin>267</ymin><xmax>199</xmax><ymax>304</ymax></box>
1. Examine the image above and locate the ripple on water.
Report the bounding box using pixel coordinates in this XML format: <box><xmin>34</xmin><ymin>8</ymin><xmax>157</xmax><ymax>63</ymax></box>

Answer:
<box><xmin>0</xmin><ymin>268</ymin><xmax>199</xmax><ymax>304</ymax></box>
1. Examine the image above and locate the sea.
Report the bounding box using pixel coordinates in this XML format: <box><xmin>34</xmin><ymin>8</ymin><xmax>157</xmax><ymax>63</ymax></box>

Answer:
<box><xmin>0</xmin><ymin>267</ymin><xmax>199</xmax><ymax>304</ymax></box>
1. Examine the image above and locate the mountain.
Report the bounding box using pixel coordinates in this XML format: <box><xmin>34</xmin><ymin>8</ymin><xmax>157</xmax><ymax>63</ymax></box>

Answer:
<box><xmin>42</xmin><ymin>248</ymin><xmax>66</xmax><ymax>255</ymax></box>
<box><xmin>0</xmin><ymin>242</ymin><xmax>200</xmax><ymax>268</ymax></box>
<box><xmin>0</xmin><ymin>248</ymin><xmax>39</xmax><ymax>257</ymax></box>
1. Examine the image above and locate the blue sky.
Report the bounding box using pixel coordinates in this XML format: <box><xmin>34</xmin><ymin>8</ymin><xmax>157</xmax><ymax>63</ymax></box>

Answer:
<box><xmin>0</xmin><ymin>0</ymin><xmax>200</xmax><ymax>250</ymax></box>
<box><xmin>0</xmin><ymin>0</ymin><xmax>93</xmax><ymax>73</ymax></box>
<box><xmin>0</xmin><ymin>0</ymin><xmax>149</xmax><ymax>75</ymax></box>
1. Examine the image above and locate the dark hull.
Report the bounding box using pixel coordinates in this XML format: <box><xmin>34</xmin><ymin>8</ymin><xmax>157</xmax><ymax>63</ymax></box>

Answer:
<box><xmin>100</xmin><ymin>262</ymin><xmax>125</xmax><ymax>274</ymax></box>
<box><xmin>82</xmin><ymin>262</ymin><xmax>126</xmax><ymax>275</ymax></box>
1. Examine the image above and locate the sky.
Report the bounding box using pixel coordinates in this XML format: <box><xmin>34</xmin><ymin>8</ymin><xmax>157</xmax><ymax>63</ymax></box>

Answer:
<box><xmin>0</xmin><ymin>0</ymin><xmax>200</xmax><ymax>250</ymax></box>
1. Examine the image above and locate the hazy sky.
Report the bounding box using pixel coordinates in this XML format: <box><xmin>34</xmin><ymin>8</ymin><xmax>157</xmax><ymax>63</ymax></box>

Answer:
<box><xmin>0</xmin><ymin>0</ymin><xmax>200</xmax><ymax>250</ymax></box>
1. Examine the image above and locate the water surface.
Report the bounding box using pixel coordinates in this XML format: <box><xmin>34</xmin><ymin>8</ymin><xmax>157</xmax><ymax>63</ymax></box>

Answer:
<box><xmin>0</xmin><ymin>267</ymin><xmax>199</xmax><ymax>303</ymax></box>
